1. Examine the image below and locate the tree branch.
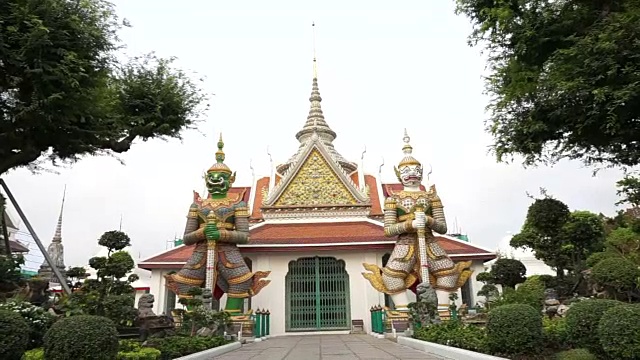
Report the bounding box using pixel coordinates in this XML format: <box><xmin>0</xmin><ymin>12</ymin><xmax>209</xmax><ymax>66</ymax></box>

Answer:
<box><xmin>108</xmin><ymin>133</ymin><xmax>137</xmax><ymax>153</ymax></box>
<box><xmin>0</xmin><ymin>150</ymin><xmax>42</xmax><ymax>176</ymax></box>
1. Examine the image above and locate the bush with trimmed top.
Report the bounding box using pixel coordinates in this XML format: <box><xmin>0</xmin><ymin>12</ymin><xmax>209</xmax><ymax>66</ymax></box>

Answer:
<box><xmin>597</xmin><ymin>304</ymin><xmax>640</xmax><ymax>360</ymax></box>
<box><xmin>43</xmin><ymin>315</ymin><xmax>119</xmax><ymax>360</ymax></box>
<box><xmin>565</xmin><ymin>299</ymin><xmax>621</xmax><ymax>356</ymax></box>
<box><xmin>486</xmin><ymin>303</ymin><xmax>542</xmax><ymax>356</ymax></box>
<box><xmin>0</xmin><ymin>309</ymin><xmax>30</xmax><ymax>360</ymax></box>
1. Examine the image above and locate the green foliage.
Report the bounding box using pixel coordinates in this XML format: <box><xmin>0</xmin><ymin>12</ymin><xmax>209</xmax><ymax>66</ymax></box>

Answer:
<box><xmin>616</xmin><ymin>174</ymin><xmax>640</xmax><ymax>207</ymax></box>
<box><xmin>542</xmin><ymin>317</ymin><xmax>569</xmax><ymax>351</ymax></box>
<box><xmin>512</xmin><ymin>194</ymin><xmax>605</xmax><ymax>276</ymax></box>
<box><xmin>117</xmin><ymin>340</ymin><xmax>161</xmax><ymax>360</ymax></box>
<box><xmin>565</xmin><ymin>299</ymin><xmax>621</xmax><ymax>356</ymax></box>
<box><xmin>0</xmin><ymin>309</ymin><xmax>30</xmax><ymax>360</ymax></box>
<box><xmin>60</xmin><ymin>230</ymin><xmax>138</xmax><ymax>326</ymax></box>
<box><xmin>413</xmin><ymin>320</ymin><xmax>488</xmax><ymax>353</ymax></box>
<box><xmin>597</xmin><ymin>304</ymin><xmax>640</xmax><ymax>360</ymax></box>
<box><xmin>43</xmin><ymin>315</ymin><xmax>119</xmax><ymax>360</ymax></box>
<box><xmin>146</xmin><ymin>335</ymin><xmax>228</xmax><ymax>360</ymax></box>
<box><xmin>21</xmin><ymin>348</ymin><xmax>44</xmax><ymax>360</ymax></box>
<box><xmin>99</xmin><ymin>231</ymin><xmax>132</xmax><ymax>252</ymax></box>
<box><xmin>590</xmin><ymin>257</ymin><xmax>640</xmax><ymax>300</ymax></box>
<box><xmin>0</xmin><ymin>254</ymin><xmax>26</xmax><ymax>299</ymax></box>
<box><xmin>605</xmin><ymin>226</ymin><xmax>640</xmax><ymax>265</ymax></box>
<box><xmin>585</xmin><ymin>251</ymin><xmax>615</xmax><ymax>268</ymax></box>
<box><xmin>0</xmin><ymin>300</ymin><xmax>57</xmax><ymax>349</ymax></box>
<box><xmin>0</xmin><ymin>0</ymin><xmax>208</xmax><ymax>176</ymax></box>
<box><xmin>476</xmin><ymin>271</ymin><xmax>493</xmax><ymax>284</ymax></box>
<box><xmin>494</xmin><ymin>276</ymin><xmax>545</xmax><ymax>312</ymax></box>
<box><xmin>555</xmin><ymin>348</ymin><xmax>597</xmax><ymax>360</ymax></box>
<box><xmin>455</xmin><ymin>0</ymin><xmax>640</xmax><ymax>168</ymax></box>
<box><xmin>486</xmin><ymin>304</ymin><xmax>543</xmax><ymax>356</ymax></box>
<box><xmin>488</xmin><ymin>258</ymin><xmax>527</xmax><ymax>288</ymax></box>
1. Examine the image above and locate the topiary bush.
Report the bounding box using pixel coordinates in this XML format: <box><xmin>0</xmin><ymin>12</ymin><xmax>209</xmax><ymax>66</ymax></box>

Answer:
<box><xmin>486</xmin><ymin>303</ymin><xmax>543</xmax><ymax>356</ymax></box>
<box><xmin>0</xmin><ymin>300</ymin><xmax>57</xmax><ymax>349</ymax></box>
<box><xmin>555</xmin><ymin>348</ymin><xmax>597</xmax><ymax>360</ymax></box>
<box><xmin>597</xmin><ymin>304</ymin><xmax>640</xmax><ymax>360</ymax></box>
<box><xmin>413</xmin><ymin>320</ymin><xmax>488</xmax><ymax>353</ymax></box>
<box><xmin>44</xmin><ymin>315</ymin><xmax>119</xmax><ymax>360</ymax></box>
<box><xmin>565</xmin><ymin>299</ymin><xmax>621</xmax><ymax>356</ymax></box>
<box><xmin>0</xmin><ymin>309</ymin><xmax>30</xmax><ymax>360</ymax></box>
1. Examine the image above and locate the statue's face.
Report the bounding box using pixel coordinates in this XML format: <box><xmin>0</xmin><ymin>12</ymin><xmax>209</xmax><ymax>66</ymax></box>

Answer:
<box><xmin>205</xmin><ymin>171</ymin><xmax>231</xmax><ymax>195</ymax></box>
<box><xmin>399</xmin><ymin>164</ymin><xmax>423</xmax><ymax>187</ymax></box>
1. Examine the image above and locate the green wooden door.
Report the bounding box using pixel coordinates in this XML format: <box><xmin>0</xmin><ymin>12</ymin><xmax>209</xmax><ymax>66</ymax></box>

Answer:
<box><xmin>285</xmin><ymin>256</ymin><xmax>351</xmax><ymax>331</ymax></box>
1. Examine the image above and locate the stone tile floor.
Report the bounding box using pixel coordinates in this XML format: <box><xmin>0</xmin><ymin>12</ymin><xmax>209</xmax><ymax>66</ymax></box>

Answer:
<box><xmin>212</xmin><ymin>334</ymin><xmax>444</xmax><ymax>360</ymax></box>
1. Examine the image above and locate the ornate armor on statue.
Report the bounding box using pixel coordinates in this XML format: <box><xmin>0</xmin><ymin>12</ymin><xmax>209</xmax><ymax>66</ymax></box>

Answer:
<box><xmin>363</xmin><ymin>130</ymin><xmax>472</xmax><ymax>310</ymax></box>
<box><xmin>165</xmin><ymin>135</ymin><xmax>270</xmax><ymax>312</ymax></box>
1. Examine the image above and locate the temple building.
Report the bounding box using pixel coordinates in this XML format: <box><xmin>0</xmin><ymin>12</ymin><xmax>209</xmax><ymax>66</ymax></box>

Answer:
<box><xmin>138</xmin><ymin>66</ymin><xmax>497</xmax><ymax>335</ymax></box>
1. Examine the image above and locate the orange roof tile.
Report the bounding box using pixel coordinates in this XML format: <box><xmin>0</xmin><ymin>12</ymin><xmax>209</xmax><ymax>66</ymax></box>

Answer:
<box><xmin>140</xmin><ymin>222</ymin><xmax>495</xmax><ymax>266</ymax></box>
<box><xmin>251</xmin><ymin>177</ymin><xmax>269</xmax><ymax>220</ymax></box>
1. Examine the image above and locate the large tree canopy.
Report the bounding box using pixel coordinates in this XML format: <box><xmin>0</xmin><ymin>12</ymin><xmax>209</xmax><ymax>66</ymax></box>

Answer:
<box><xmin>455</xmin><ymin>0</ymin><xmax>640</xmax><ymax>167</ymax></box>
<box><xmin>0</xmin><ymin>0</ymin><xmax>207</xmax><ymax>175</ymax></box>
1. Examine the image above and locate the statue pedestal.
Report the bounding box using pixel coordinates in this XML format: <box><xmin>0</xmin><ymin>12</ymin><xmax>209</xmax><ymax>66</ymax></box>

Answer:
<box><xmin>229</xmin><ymin>314</ymin><xmax>255</xmax><ymax>338</ymax></box>
<box><xmin>384</xmin><ymin>309</ymin><xmax>411</xmax><ymax>333</ymax></box>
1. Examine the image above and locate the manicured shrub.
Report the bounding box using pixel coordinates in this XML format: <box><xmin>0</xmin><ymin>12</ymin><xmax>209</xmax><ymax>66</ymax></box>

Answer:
<box><xmin>565</xmin><ymin>299</ymin><xmax>621</xmax><ymax>356</ymax></box>
<box><xmin>413</xmin><ymin>320</ymin><xmax>487</xmax><ymax>353</ymax></box>
<box><xmin>44</xmin><ymin>315</ymin><xmax>119</xmax><ymax>360</ymax></box>
<box><xmin>494</xmin><ymin>276</ymin><xmax>545</xmax><ymax>311</ymax></box>
<box><xmin>0</xmin><ymin>309</ymin><xmax>30</xmax><ymax>360</ymax></box>
<box><xmin>21</xmin><ymin>348</ymin><xmax>44</xmax><ymax>360</ymax></box>
<box><xmin>555</xmin><ymin>348</ymin><xmax>597</xmax><ymax>360</ymax></box>
<box><xmin>146</xmin><ymin>335</ymin><xmax>228</xmax><ymax>360</ymax></box>
<box><xmin>486</xmin><ymin>303</ymin><xmax>542</xmax><ymax>356</ymax></box>
<box><xmin>0</xmin><ymin>300</ymin><xmax>57</xmax><ymax>349</ymax></box>
<box><xmin>542</xmin><ymin>317</ymin><xmax>569</xmax><ymax>351</ymax></box>
<box><xmin>117</xmin><ymin>340</ymin><xmax>161</xmax><ymax>360</ymax></box>
<box><xmin>597</xmin><ymin>304</ymin><xmax>640</xmax><ymax>360</ymax></box>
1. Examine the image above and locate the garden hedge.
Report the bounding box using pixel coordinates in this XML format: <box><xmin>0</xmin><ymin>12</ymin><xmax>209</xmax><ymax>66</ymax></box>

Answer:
<box><xmin>486</xmin><ymin>303</ymin><xmax>542</xmax><ymax>356</ymax></box>
<box><xmin>555</xmin><ymin>348</ymin><xmax>597</xmax><ymax>360</ymax></box>
<box><xmin>565</xmin><ymin>299</ymin><xmax>621</xmax><ymax>356</ymax></box>
<box><xmin>43</xmin><ymin>315</ymin><xmax>119</xmax><ymax>360</ymax></box>
<box><xmin>0</xmin><ymin>309</ymin><xmax>30</xmax><ymax>360</ymax></box>
<box><xmin>597</xmin><ymin>304</ymin><xmax>640</xmax><ymax>360</ymax></box>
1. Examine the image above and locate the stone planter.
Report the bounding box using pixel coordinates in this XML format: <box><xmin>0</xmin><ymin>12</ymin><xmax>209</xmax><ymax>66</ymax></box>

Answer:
<box><xmin>397</xmin><ymin>337</ymin><xmax>508</xmax><ymax>360</ymax></box>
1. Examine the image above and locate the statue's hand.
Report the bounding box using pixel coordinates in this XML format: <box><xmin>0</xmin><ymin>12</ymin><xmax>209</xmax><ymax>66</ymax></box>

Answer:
<box><xmin>412</xmin><ymin>211</ymin><xmax>426</xmax><ymax>229</ymax></box>
<box><xmin>204</xmin><ymin>223</ymin><xmax>220</xmax><ymax>241</ymax></box>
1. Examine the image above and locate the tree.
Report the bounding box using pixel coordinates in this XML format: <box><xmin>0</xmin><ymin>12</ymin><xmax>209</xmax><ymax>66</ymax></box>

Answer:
<box><xmin>454</xmin><ymin>0</ymin><xmax>640</xmax><ymax>168</ymax></box>
<box><xmin>60</xmin><ymin>230</ymin><xmax>139</xmax><ymax>326</ymax></box>
<box><xmin>490</xmin><ymin>258</ymin><xmax>527</xmax><ymax>289</ymax></box>
<box><xmin>512</xmin><ymin>192</ymin><xmax>605</xmax><ymax>277</ymax></box>
<box><xmin>0</xmin><ymin>0</ymin><xmax>207</xmax><ymax>176</ymax></box>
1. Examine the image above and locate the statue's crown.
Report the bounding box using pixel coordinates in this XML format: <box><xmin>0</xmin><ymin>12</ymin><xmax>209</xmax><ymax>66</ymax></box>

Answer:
<box><xmin>207</xmin><ymin>133</ymin><xmax>232</xmax><ymax>174</ymax></box>
<box><xmin>398</xmin><ymin>128</ymin><xmax>421</xmax><ymax>168</ymax></box>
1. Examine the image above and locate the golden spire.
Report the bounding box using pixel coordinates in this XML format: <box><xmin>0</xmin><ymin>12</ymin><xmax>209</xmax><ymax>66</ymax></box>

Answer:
<box><xmin>208</xmin><ymin>133</ymin><xmax>232</xmax><ymax>174</ymax></box>
<box><xmin>398</xmin><ymin>128</ymin><xmax>421</xmax><ymax>167</ymax></box>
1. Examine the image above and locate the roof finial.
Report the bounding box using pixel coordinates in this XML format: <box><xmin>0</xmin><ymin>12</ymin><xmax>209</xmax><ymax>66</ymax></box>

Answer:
<box><xmin>312</xmin><ymin>21</ymin><xmax>318</xmax><ymax>79</ymax></box>
<box><xmin>52</xmin><ymin>185</ymin><xmax>66</xmax><ymax>243</ymax></box>
<box><xmin>398</xmin><ymin>128</ymin><xmax>421</xmax><ymax>167</ymax></box>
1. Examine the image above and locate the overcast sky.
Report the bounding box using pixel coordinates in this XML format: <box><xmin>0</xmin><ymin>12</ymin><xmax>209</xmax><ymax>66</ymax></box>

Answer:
<box><xmin>4</xmin><ymin>0</ymin><xmax>626</xmax><ymax>270</ymax></box>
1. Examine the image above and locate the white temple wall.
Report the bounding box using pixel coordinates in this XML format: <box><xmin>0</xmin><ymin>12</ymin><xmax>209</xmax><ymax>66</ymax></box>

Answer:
<box><xmin>243</xmin><ymin>249</ymin><xmax>389</xmax><ymax>336</ymax></box>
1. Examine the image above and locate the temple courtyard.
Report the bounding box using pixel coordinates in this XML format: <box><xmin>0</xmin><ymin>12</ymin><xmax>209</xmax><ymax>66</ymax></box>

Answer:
<box><xmin>212</xmin><ymin>335</ymin><xmax>445</xmax><ymax>360</ymax></box>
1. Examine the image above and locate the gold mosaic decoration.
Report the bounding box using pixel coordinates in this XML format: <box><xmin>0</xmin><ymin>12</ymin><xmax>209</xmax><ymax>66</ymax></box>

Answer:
<box><xmin>274</xmin><ymin>149</ymin><xmax>358</xmax><ymax>206</ymax></box>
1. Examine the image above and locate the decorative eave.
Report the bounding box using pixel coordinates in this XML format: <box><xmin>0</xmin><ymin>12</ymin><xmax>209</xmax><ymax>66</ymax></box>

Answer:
<box><xmin>264</xmin><ymin>135</ymin><xmax>370</xmax><ymax>206</ymax></box>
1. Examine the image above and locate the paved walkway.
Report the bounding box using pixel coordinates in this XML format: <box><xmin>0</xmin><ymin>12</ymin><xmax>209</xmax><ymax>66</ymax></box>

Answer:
<box><xmin>212</xmin><ymin>334</ymin><xmax>444</xmax><ymax>360</ymax></box>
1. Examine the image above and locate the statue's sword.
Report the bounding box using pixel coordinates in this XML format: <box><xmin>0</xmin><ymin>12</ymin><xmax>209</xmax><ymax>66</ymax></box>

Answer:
<box><xmin>205</xmin><ymin>211</ymin><xmax>219</xmax><ymax>293</ymax></box>
<box><xmin>415</xmin><ymin>204</ymin><xmax>430</xmax><ymax>285</ymax></box>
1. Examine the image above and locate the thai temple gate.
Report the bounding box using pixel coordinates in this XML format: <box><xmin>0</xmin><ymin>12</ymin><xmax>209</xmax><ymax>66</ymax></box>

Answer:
<box><xmin>139</xmin><ymin>40</ymin><xmax>497</xmax><ymax>336</ymax></box>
